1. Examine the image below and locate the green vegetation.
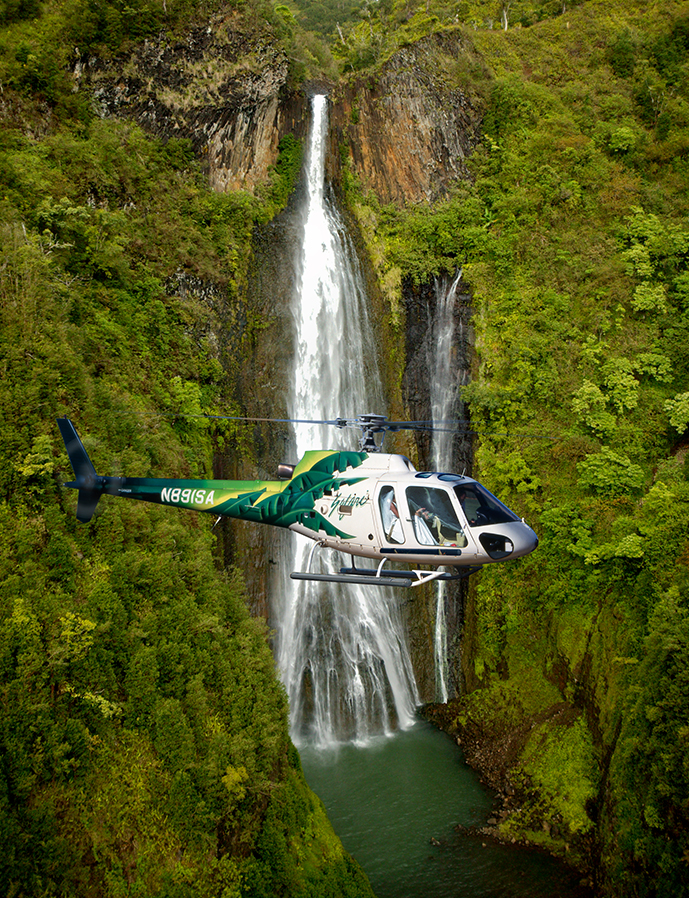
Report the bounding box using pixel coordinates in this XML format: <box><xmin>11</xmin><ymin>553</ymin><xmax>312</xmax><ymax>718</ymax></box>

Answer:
<box><xmin>3</xmin><ymin>0</ymin><xmax>689</xmax><ymax>892</ymax></box>
<box><xmin>0</xmin><ymin>3</ymin><xmax>375</xmax><ymax>896</ymax></box>
<box><xmin>288</xmin><ymin>0</ymin><xmax>363</xmax><ymax>37</ymax></box>
<box><xmin>288</xmin><ymin>0</ymin><xmax>589</xmax><ymax>72</ymax></box>
<box><xmin>341</xmin><ymin>0</ymin><xmax>689</xmax><ymax>891</ymax></box>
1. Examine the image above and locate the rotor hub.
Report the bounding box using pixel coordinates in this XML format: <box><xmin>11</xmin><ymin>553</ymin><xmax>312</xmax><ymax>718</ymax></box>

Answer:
<box><xmin>357</xmin><ymin>414</ymin><xmax>389</xmax><ymax>452</ymax></box>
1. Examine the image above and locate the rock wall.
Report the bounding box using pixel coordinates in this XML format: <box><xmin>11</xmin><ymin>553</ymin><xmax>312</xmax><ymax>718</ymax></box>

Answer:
<box><xmin>402</xmin><ymin>274</ymin><xmax>475</xmax><ymax>473</ymax></box>
<box><xmin>328</xmin><ymin>31</ymin><xmax>485</xmax><ymax>204</ymax></box>
<box><xmin>80</xmin><ymin>14</ymin><xmax>313</xmax><ymax>623</ymax></box>
<box><xmin>83</xmin><ymin>11</ymin><xmax>308</xmax><ymax>192</ymax></box>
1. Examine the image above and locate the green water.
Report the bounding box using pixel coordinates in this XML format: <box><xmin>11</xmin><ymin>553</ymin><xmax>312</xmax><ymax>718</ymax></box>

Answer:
<box><xmin>300</xmin><ymin>720</ymin><xmax>592</xmax><ymax>898</ymax></box>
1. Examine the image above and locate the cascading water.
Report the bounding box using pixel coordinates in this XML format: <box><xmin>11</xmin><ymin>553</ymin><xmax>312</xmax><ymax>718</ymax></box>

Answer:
<box><xmin>279</xmin><ymin>99</ymin><xmax>591</xmax><ymax>898</ymax></box>
<box><xmin>274</xmin><ymin>94</ymin><xmax>418</xmax><ymax>747</ymax></box>
<box><xmin>429</xmin><ymin>270</ymin><xmax>468</xmax><ymax>703</ymax></box>
<box><xmin>261</xmin><ymin>98</ymin><xmax>593</xmax><ymax>898</ymax></box>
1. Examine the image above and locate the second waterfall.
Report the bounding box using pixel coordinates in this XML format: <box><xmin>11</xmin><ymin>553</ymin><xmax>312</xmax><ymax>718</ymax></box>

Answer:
<box><xmin>273</xmin><ymin>94</ymin><xmax>419</xmax><ymax>747</ymax></box>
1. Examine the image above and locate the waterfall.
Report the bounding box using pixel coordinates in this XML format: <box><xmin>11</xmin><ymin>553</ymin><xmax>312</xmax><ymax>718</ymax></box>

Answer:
<box><xmin>429</xmin><ymin>270</ymin><xmax>466</xmax><ymax>703</ymax></box>
<box><xmin>274</xmin><ymin>94</ymin><xmax>419</xmax><ymax>747</ymax></box>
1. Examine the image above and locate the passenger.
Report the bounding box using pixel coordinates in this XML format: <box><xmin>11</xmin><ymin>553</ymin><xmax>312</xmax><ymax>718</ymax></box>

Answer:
<box><xmin>414</xmin><ymin>505</ymin><xmax>446</xmax><ymax>544</ymax></box>
<box><xmin>379</xmin><ymin>486</ymin><xmax>404</xmax><ymax>544</ymax></box>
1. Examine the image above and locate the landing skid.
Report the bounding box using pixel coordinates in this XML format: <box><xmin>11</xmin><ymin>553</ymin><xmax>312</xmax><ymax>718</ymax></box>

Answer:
<box><xmin>340</xmin><ymin>565</ymin><xmax>482</xmax><ymax>586</ymax></box>
<box><xmin>290</xmin><ymin>542</ymin><xmax>481</xmax><ymax>588</ymax></box>
<box><xmin>291</xmin><ymin>571</ymin><xmax>414</xmax><ymax>588</ymax></box>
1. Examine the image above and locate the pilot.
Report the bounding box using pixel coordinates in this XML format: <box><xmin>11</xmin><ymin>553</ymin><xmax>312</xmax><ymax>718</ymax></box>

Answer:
<box><xmin>456</xmin><ymin>487</ymin><xmax>480</xmax><ymax>526</ymax></box>
<box><xmin>412</xmin><ymin>490</ymin><xmax>467</xmax><ymax>548</ymax></box>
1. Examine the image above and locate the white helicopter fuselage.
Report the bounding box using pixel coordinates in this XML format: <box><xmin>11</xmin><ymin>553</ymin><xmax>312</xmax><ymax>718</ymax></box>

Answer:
<box><xmin>289</xmin><ymin>453</ymin><xmax>538</xmax><ymax>569</ymax></box>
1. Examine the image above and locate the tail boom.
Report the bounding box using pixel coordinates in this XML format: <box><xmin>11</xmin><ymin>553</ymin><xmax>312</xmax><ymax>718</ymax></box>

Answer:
<box><xmin>57</xmin><ymin>418</ymin><xmax>120</xmax><ymax>522</ymax></box>
<box><xmin>57</xmin><ymin>419</ymin><xmax>363</xmax><ymax>535</ymax></box>
<box><xmin>57</xmin><ymin>418</ymin><xmax>284</xmax><ymax>524</ymax></box>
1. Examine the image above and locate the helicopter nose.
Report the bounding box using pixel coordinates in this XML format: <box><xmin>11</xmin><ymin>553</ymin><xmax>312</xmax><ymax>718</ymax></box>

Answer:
<box><xmin>476</xmin><ymin>521</ymin><xmax>538</xmax><ymax>561</ymax></box>
<box><xmin>512</xmin><ymin>521</ymin><xmax>538</xmax><ymax>557</ymax></box>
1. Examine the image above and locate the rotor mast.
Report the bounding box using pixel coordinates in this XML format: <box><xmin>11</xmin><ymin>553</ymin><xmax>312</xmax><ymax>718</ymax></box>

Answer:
<box><xmin>343</xmin><ymin>414</ymin><xmax>390</xmax><ymax>452</ymax></box>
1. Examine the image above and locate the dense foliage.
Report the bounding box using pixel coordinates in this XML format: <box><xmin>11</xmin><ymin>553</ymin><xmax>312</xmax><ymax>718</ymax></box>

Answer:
<box><xmin>0</xmin><ymin>0</ymin><xmax>330</xmax><ymax>114</ymax></box>
<box><xmin>288</xmin><ymin>0</ymin><xmax>363</xmax><ymax>37</ymax></box>
<box><xmin>291</xmin><ymin>0</ymin><xmax>590</xmax><ymax>71</ymax></box>
<box><xmin>0</xmin><ymin>4</ymin><xmax>373</xmax><ymax>896</ymax></box>
<box><xmin>344</xmin><ymin>0</ymin><xmax>689</xmax><ymax>892</ymax></box>
<box><xmin>3</xmin><ymin>0</ymin><xmax>689</xmax><ymax>893</ymax></box>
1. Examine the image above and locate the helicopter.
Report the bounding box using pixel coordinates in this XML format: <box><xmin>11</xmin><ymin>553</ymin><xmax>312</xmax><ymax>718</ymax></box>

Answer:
<box><xmin>57</xmin><ymin>413</ymin><xmax>538</xmax><ymax>588</ymax></box>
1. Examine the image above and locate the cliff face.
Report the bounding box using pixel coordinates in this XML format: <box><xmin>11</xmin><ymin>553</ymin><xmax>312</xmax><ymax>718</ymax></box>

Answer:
<box><xmin>80</xmin><ymin>16</ymin><xmax>487</xmax><ymax>703</ymax></box>
<box><xmin>83</xmin><ymin>12</ymin><xmax>308</xmax><ymax>191</ymax></box>
<box><xmin>329</xmin><ymin>31</ymin><xmax>485</xmax><ymax>204</ymax></box>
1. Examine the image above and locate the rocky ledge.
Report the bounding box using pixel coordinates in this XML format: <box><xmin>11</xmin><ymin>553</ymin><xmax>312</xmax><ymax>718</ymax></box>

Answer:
<box><xmin>422</xmin><ymin>699</ymin><xmax>596</xmax><ymax>888</ymax></box>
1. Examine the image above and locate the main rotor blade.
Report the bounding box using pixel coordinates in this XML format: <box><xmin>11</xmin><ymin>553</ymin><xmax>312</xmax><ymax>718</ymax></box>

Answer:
<box><xmin>122</xmin><ymin>411</ymin><xmax>557</xmax><ymax>440</ymax></box>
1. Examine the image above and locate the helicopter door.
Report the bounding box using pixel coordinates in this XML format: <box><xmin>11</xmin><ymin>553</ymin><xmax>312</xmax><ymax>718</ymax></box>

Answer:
<box><xmin>405</xmin><ymin>486</ymin><xmax>469</xmax><ymax>548</ymax></box>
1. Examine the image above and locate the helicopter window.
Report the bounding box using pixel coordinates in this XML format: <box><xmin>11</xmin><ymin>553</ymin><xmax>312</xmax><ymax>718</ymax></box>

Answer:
<box><xmin>415</xmin><ymin>472</ymin><xmax>462</xmax><ymax>482</ymax></box>
<box><xmin>379</xmin><ymin>486</ymin><xmax>405</xmax><ymax>544</ymax></box>
<box><xmin>454</xmin><ymin>483</ymin><xmax>521</xmax><ymax>527</ymax></box>
<box><xmin>406</xmin><ymin>486</ymin><xmax>467</xmax><ymax>547</ymax></box>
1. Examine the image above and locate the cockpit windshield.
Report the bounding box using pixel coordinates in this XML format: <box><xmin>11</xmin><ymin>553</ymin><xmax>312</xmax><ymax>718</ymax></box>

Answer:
<box><xmin>454</xmin><ymin>483</ymin><xmax>520</xmax><ymax>527</ymax></box>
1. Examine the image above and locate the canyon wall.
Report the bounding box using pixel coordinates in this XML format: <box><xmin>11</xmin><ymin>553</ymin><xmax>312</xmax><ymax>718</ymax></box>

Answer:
<box><xmin>65</xmin><ymin>9</ymin><xmax>689</xmax><ymax>890</ymax></box>
<box><xmin>84</xmin><ymin>21</ymin><xmax>485</xmax><ymax>209</ymax></box>
<box><xmin>83</xmin><ymin>14</ymin><xmax>485</xmax><ymax>696</ymax></box>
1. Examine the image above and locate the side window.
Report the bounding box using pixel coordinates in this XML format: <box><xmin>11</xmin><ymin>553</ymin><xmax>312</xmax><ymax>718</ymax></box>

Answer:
<box><xmin>379</xmin><ymin>486</ymin><xmax>405</xmax><ymax>544</ymax></box>
<box><xmin>406</xmin><ymin>486</ymin><xmax>467</xmax><ymax>547</ymax></box>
